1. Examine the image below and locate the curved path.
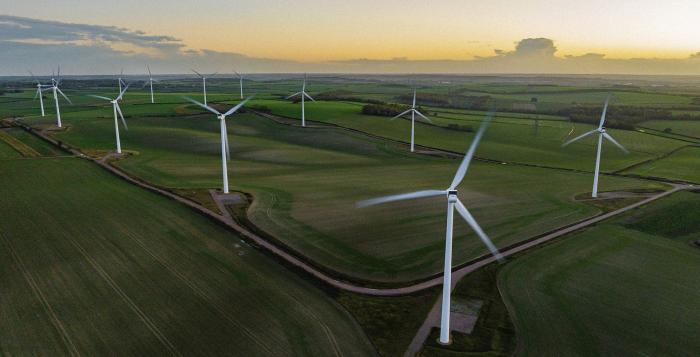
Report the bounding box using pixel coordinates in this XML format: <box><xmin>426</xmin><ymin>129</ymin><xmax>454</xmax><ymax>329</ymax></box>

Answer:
<box><xmin>12</xmin><ymin>118</ymin><xmax>693</xmax><ymax>298</ymax></box>
<box><xmin>403</xmin><ymin>182</ymin><xmax>690</xmax><ymax>356</ymax></box>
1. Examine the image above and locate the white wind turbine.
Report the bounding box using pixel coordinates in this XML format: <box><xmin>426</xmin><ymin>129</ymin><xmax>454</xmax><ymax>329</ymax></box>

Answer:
<box><xmin>117</xmin><ymin>68</ymin><xmax>126</xmax><ymax>94</ymax></box>
<box><xmin>29</xmin><ymin>71</ymin><xmax>51</xmax><ymax>117</ymax></box>
<box><xmin>358</xmin><ymin>115</ymin><xmax>503</xmax><ymax>345</ymax></box>
<box><xmin>392</xmin><ymin>88</ymin><xmax>432</xmax><ymax>152</ymax></box>
<box><xmin>192</xmin><ymin>69</ymin><xmax>217</xmax><ymax>106</ymax></box>
<box><xmin>234</xmin><ymin>71</ymin><xmax>244</xmax><ymax>99</ymax></box>
<box><xmin>144</xmin><ymin>65</ymin><xmax>157</xmax><ymax>103</ymax></box>
<box><xmin>183</xmin><ymin>95</ymin><xmax>254</xmax><ymax>194</ymax></box>
<box><xmin>286</xmin><ymin>74</ymin><xmax>314</xmax><ymax>127</ymax></box>
<box><xmin>48</xmin><ymin>67</ymin><xmax>72</xmax><ymax>128</ymax></box>
<box><xmin>88</xmin><ymin>84</ymin><xmax>130</xmax><ymax>154</ymax></box>
<box><xmin>562</xmin><ymin>94</ymin><xmax>628</xmax><ymax>198</ymax></box>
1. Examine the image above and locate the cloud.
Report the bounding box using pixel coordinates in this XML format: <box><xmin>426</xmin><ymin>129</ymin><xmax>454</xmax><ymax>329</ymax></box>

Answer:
<box><xmin>1</xmin><ymin>16</ymin><xmax>700</xmax><ymax>75</ymax></box>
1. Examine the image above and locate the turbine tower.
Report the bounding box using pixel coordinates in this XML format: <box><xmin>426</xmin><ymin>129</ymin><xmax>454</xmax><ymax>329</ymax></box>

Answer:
<box><xmin>88</xmin><ymin>84</ymin><xmax>131</xmax><ymax>154</ymax></box>
<box><xmin>145</xmin><ymin>65</ymin><xmax>156</xmax><ymax>104</ymax></box>
<box><xmin>29</xmin><ymin>71</ymin><xmax>51</xmax><ymax>117</ymax></box>
<box><xmin>192</xmin><ymin>69</ymin><xmax>217</xmax><ymax>106</ymax></box>
<box><xmin>286</xmin><ymin>74</ymin><xmax>314</xmax><ymax>127</ymax></box>
<box><xmin>392</xmin><ymin>88</ymin><xmax>432</xmax><ymax>152</ymax></box>
<box><xmin>183</xmin><ymin>95</ymin><xmax>254</xmax><ymax>194</ymax></box>
<box><xmin>358</xmin><ymin>115</ymin><xmax>503</xmax><ymax>345</ymax></box>
<box><xmin>48</xmin><ymin>66</ymin><xmax>72</xmax><ymax>128</ymax></box>
<box><xmin>562</xmin><ymin>94</ymin><xmax>628</xmax><ymax>198</ymax></box>
<box><xmin>235</xmin><ymin>71</ymin><xmax>244</xmax><ymax>99</ymax></box>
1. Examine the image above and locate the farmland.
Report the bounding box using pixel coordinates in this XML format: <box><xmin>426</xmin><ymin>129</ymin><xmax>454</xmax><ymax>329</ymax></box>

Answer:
<box><xmin>0</xmin><ymin>156</ymin><xmax>375</xmax><ymax>356</ymax></box>
<box><xmin>499</xmin><ymin>191</ymin><xmax>700</xmax><ymax>356</ymax></box>
<box><xmin>19</xmin><ymin>98</ymin><xmax>666</xmax><ymax>283</ymax></box>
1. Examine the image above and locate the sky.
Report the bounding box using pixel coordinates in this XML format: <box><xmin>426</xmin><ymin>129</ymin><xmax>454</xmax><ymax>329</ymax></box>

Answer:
<box><xmin>2</xmin><ymin>0</ymin><xmax>700</xmax><ymax>75</ymax></box>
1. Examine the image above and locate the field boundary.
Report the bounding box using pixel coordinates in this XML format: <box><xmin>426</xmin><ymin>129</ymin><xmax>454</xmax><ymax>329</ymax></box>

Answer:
<box><xmin>0</xmin><ymin>128</ymin><xmax>41</xmax><ymax>157</ymax></box>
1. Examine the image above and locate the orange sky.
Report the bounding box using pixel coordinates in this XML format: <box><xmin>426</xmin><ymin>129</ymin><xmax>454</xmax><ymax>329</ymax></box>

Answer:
<box><xmin>5</xmin><ymin>0</ymin><xmax>700</xmax><ymax>62</ymax></box>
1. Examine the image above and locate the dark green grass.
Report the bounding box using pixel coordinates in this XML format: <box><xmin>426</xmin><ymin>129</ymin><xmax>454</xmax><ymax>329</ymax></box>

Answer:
<box><xmin>422</xmin><ymin>263</ymin><xmax>515</xmax><ymax>357</ymax></box>
<box><xmin>499</xmin><ymin>191</ymin><xmax>700</xmax><ymax>356</ymax></box>
<box><xmin>0</xmin><ymin>157</ymin><xmax>375</xmax><ymax>356</ymax></box>
<box><xmin>336</xmin><ymin>288</ymin><xmax>440</xmax><ymax>357</ymax></box>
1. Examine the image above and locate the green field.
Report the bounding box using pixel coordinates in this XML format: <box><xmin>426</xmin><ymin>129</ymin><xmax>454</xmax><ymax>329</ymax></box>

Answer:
<box><xmin>499</xmin><ymin>191</ymin><xmax>700</xmax><ymax>356</ymax></box>
<box><xmin>246</xmin><ymin>99</ymin><xmax>686</xmax><ymax>173</ymax></box>
<box><xmin>27</xmin><ymin>101</ymin><xmax>666</xmax><ymax>283</ymax></box>
<box><xmin>640</xmin><ymin>120</ymin><xmax>700</xmax><ymax>140</ymax></box>
<box><xmin>626</xmin><ymin>146</ymin><xmax>700</xmax><ymax>183</ymax></box>
<box><xmin>0</xmin><ymin>157</ymin><xmax>375</xmax><ymax>356</ymax></box>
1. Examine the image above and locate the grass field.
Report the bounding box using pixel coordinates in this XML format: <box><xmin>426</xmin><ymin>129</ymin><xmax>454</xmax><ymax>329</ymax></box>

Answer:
<box><xmin>640</xmin><ymin>120</ymin><xmax>700</xmax><ymax>139</ymax></box>
<box><xmin>0</xmin><ymin>157</ymin><xmax>375</xmax><ymax>356</ymax></box>
<box><xmin>29</xmin><ymin>102</ymin><xmax>667</xmax><ymax>283</ymax></box>
<box><xmin>625</xmin><ymin>146</ymin><xmax>700</xmax><ymax>183</ymax></box>
<box><xmin>246</xmin><ymin>99</ymin><xmax>686</xmax><ymax>173</ymax></box>
<box><xmin>499</xmin><ymin>191</ymin><xmax>700</xmax><ymax>356</ymax></box>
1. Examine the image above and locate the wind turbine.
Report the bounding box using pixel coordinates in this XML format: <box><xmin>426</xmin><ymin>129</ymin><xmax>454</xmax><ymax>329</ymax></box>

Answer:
<box><xmin>117</xmin><ymin>68</ymin><xmax>126</xmax><ymax>94</ymax></box>
<box><xmin>192</xmin><ymin>69</ymin><xmax>217</xmax><ymax>106</ymax></box>
<box><xmin>88</xmin><ymin>84</ymin><xmax>130</xmax><ymax>154</ymax></box>
<box><xmin>29</xmin><ymin>71</ymin><xmax>51</xmax><ymax>117</ymax></box>
<box><xmin>357</xmin><ymin>115</ymin><xmax>503</xmax><ymax>345</ymax></box>
<box><xmin>392</xmin><ymin>88</ymin><xmax>432</xmax><ymax>152</ymax></box>
<box><xmin>234</xmin><ymin>71</ymin><xmax>244</xmax><ymax>99</ymax></box>
<box><xmin>562</xmin><ymin>94</ymin><xmax>628</xmax><ymax>198</ymax></box>
<box><xmin>48</xmin><ymin>66</ymin><xmax>72</xmax><ymax>128</ymax></box>
<box><xmin>144</xmin><ymin>65</ymin><xmax>156</xmax><ymax>103</ymax></box>
<box><xmin>183</xmin><ymin>95</ymin><xmax>254</xmax><ymax>194</ymax></box>
<box><xmin>286</xmin><ymin>74</ymin><xmax>314</xmax><ymax>127</ymax></box>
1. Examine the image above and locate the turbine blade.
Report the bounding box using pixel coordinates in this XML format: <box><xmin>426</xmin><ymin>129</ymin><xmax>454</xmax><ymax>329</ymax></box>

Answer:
<box><xmin>191</xmin><ymin>69</ymin><xmax>203</xmax><ymax>78</ymax></box>
<box><xmin>234</xmin><ymin>70</ymin><xmax>241</xmax><ymax>78</ymax></box>
<box><xmin>88</xmin><ymin>94</ymin><xmax>113</xmax><ymax>101</ymax></box>
<box><xmin>34</xmin><ymin>88</ymin><xmax>39</xmax><ymax>100</ymax></box>
<box><xmin>603</xmin><ymin>132</ymin><xmax>628</xmax><ymax>153</ymax></box>
<box><xmin>303</xmin><ymin>92</ymin><xmax>315</xmax><ymax>102</ymax></box>
<box><xmin>56</xmin><ymin>88</ymin><xmax>72</xmax><ymax>104</ymax></box>
<box><xmin>562</xmin><ymin>129</ymin><xmax>597</xmax><ymax>147</ymax></box>
<box><xmin>117</xmin><ymin>83</ymin><xmax>130</xmax><ymax>101</ymax></box>
<box><xmin>357</xmin><ymin>190</ymin><xmax>446</xmax><ymax>208</ymax></box>
<box><xmin>183</xmin><ymin>96</ymin><xmax>221</xmax><ymax>115</ymax></box>
<box><xmin>116</xmin><ymin>103</ymin><xmax>128</xmax><ymax>130</ymax></box>
<box><xmin>209</xmin><ymin>71</ymin><xmax>218</xmax><ymax>77</ymax></box>
<box><xmin>147</xmin><ymin>64</ymin><xmax>152</xmax><ymax>77</ymax></box>
<box><xmin>415</xmin><ymin>110</ymin><xmax>432</xmax><ymax>123</ymax></box>
<box><xmin>449</xmin><ymin>114</ymin><xmax>493</xmax><ymax>190</ymax></box>
<box><xmin>286</xmin><ymin>91</ymin><xmax>302</xmax><ymax>99</ymax></box>
<box><xmin>223</xmin><ymin>95</ymin><xmax>255</xmax><ymax>116</ymax></box>
<box><xmin>412</xmin><ymin>89</ymin><xmax>417</xmax><ymax>108</ymax></box>
<box><xmin>454</xmin><ymin>199</ymin><xmax>504</xmax><ymax>262</ymax></box>
<box><xmin>391</xmin><ymin>109</ymin><xmax>412</xmax><ymax>120</ymax></box>
<box><xmin>598</xmin><ymin>94</ymin><xmax>611</xmax><ymax>129</ymax></box>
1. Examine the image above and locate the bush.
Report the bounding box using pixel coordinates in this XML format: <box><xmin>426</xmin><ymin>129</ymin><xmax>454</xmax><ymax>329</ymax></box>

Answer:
<box><xmin>446</xmin><ymin>124</ymin><xmax>474</xmax><ymax>132</ymax></box>
<box><xmin>361</xmin><ymin>103</ymin><xmax>410</xmax><ymax>117</ymax></box>
<box><xmin>664</xmin><ymin>128</ymin><xmax>673</xmax><ymax>133</ymax></box>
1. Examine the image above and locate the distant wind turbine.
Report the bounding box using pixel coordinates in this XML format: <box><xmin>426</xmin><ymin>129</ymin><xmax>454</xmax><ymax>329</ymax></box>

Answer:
<box><xmin>358</xmin><ymin>114</ymin><xmax>503</xmax><ymax>345</ymax></box>
<box><xmin>117</xmin><ymin>68</ymin><xmax>126</xmax><ymax>94</ymax></box>
<box><xmin>192</xmin><ymin>69</ymin><xmax>217</xmax><ymax>106</ymax></box>
<box><xmin>562</xmin><ymin>94</ymin><xmax>628</xmax><ymax>198</ymax></box>
<box><xmin>48</xmin><ymin>66</ymin><xmax>72</xmax><ymax>128</ymax></box>
<box><xmin>88</xmin><ymin>84</ymin><xmax>130</xmax><ymax>154</ymax></box>
<box><xmin>234</xmin><ymin>71</ymin><xmax>244</xmax><ymax>99</ymax></box>
<box><xmin>144</xmin><ymin>65</ymin><xmax>157</xmax><ymax>103</ymax></box>
<box><xmin>183</xmin><ymin>95</ymin><xmax>254</xmax><ymax>193</ymax></box>
<box><xmin>392</xmin><ymin>88</ymin><xmax>432</xmax><ymax>152</ymax></box>
<box><xmin>29</xmin><ymin>71</ymin><xmax>51</xmax><ymax>117</ymax></box>
<box><xmin>286</xmin><ymin>74</ymin><xmax>314</xmax><ymax>127</ymax></box>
